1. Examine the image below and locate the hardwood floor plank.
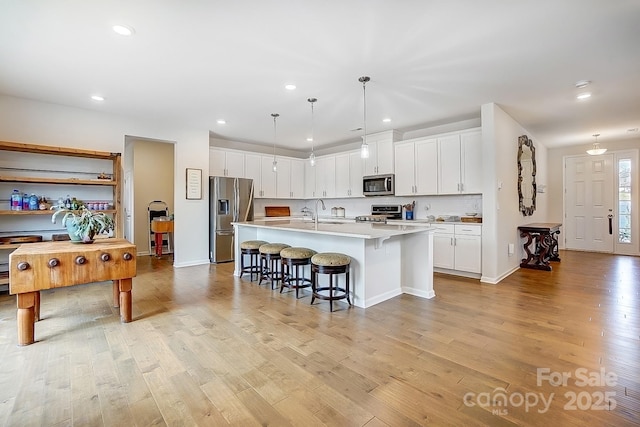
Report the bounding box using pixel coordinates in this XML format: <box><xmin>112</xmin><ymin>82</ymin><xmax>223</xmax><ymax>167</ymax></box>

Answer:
<box><xmin>200</xmin><ymin>377</ymin><xmax>262</xmax><ymax>426</ymax></box>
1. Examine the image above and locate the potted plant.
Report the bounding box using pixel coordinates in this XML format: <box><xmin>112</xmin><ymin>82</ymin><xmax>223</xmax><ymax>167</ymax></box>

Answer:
<box><xmin>51</xmin><ymin>206</ymin><xmax>114</xmax><ymax>243</ymax></box>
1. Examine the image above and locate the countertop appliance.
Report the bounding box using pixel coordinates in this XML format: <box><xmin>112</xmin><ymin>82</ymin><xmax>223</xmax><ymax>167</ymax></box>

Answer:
<box><xmin>355</xmin><ymin>204</ymin><xmax>402</xmax><ymax>223</ymax></box>
<box><xmin>209</xmin><ymin>176</ymin><xmax>254</xmax><ymax>263</ymax></box>
<box><xmin>363</xmin><ymin>174</ymin><xmax>395</xmax><ymax>196</ymax></box>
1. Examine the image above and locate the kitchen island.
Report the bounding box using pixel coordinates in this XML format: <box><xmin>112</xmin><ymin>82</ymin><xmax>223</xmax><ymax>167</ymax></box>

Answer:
<box><xmin>233</xmin><ymin>219</ymin><xmax>435</xmax><ymax>308</ymax></box>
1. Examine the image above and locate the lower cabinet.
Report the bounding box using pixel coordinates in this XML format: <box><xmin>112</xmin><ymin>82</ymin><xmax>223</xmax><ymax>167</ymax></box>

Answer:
<box><xmin>433</xmin><ymin>224</ymin><xmax>482</xmax><ymax>275</ymax></box>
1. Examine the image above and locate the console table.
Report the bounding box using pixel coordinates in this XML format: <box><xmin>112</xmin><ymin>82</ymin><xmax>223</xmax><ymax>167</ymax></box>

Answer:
<box><xmin>9</xmin><ymin>238</ymin><xmax>136</xmax><ymax>345</ymax></box>
<box><xmin>518</xmin><ymin>223</ymin><xmax>562</xmax><ymax>271</ymax></box>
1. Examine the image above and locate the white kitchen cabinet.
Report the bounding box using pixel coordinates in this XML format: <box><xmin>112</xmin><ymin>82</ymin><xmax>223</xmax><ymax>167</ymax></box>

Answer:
<box><xmin>244</xmin><ymin>154</ymin><xmax>276</xmax><ymax>198</ymax></box>
<box><xmin>315</xmin><ymin>156</ymin><xmax>335</xmax><ymax>198</ymax></box>
<box><xmin>438</xmin><ymin>135</ymin><xmax>462</xmax><ymax>194</ymax></box>
<box><xmin>453</xmin><ymin>225</ymin><xmax>482</xmax><ymax>273</ymax></box>
<box><xmin>432</xmin><ymin>224</ymin><xmax>456</xmax><ymax>270</ymax></box>
<box><xmin>460</xmin><ymin>130</ymin><xmax>483</xmax><ymax>194</ymax></box>
<box><xmin>394</xmin><ymin>138</ymin><xmax>438</xmax><ymax>196</ymax></box>
<box><xmin>433</xmin><ymin>223</ymin><xmax>482</xmax><ymax>275</ymax></box>
<box><xmin>209</xmin><ymin>148</ymin><xmax>244</xmax><ymax>177</ymax></box>
<box><xmin>276</xmin><ymin>157</ymin><xmax>305</xmax><ymax>199</ymax></box>
<box><xmin>437</xmin><ymin>129</ymin><xmax>482</xmax><ymax>194</ymax></box>
<box><xmin>290</xmin><ymin>159</ymin><xmax>305</xmax><ymax>198</ymax></box>
<box><xmin>304</xmin><ymin>161</ymin><xmax>317</xmax><ymax>198</ymax></box>
<box><xmin>335</xmin><ymin>151</ymin><xmax>364</xmax><ymax>198</ymax></box>
<box><xmin>275</xmin><ymin>157</ymin><xmax>291</xmax><ymax>198</ymax></box>
<box><xmin>260</xmin><ymin>156</ymin><xmax>277</xmax><ymax>198</ymax></box>
<box><xmin>362</xmin><ymin>130</ymin><xmax>401</xmax><ymax>176</ymax></box>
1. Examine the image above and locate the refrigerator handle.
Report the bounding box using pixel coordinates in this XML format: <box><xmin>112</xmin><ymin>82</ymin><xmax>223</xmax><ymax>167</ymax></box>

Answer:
<box><xmin>243</xmin><ymin>181</ymin><xmax>254</xmax><ymax>222</ymax></box>
<box><xmin>234</xmin><ymin>178</ymin><xmax>239</xmax><ymax>222</ymax></box>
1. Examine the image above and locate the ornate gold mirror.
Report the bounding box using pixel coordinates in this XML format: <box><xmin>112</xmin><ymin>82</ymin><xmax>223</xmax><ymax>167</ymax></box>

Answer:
<box><xmin>517</xmin><ymin>135</ymin><xmax>536</xmax><ymax>216</ymax></box>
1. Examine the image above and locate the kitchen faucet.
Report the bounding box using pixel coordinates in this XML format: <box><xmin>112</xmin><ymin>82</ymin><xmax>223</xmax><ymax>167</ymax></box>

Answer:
<box><xmin>314</xmin><ymin>199</ymin><xmax>326</xmax><ymax>228</ymax></box>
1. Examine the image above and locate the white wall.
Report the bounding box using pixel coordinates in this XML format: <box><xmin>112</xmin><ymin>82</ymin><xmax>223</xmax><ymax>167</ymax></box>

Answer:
<box><xmin>0</xmin><ymin>95</ymin><xmax>210</xmax><ymax>267</ymax></box>
<box><xmin>480</xmin><ymin>103</ymin><xmax>549</xmax><ymax>283</ymax></box>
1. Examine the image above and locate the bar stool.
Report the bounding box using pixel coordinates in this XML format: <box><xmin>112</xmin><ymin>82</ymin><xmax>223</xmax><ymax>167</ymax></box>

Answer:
<box><xmin>239</xmin><ymin>240</ymin><xmax>269</xmax><ymax>281</ymax></box>
<box><xmin>280</xmin><ymin>247</ymin><xmax>316</xmax><ymax>298</ymax></box>
<box><xmin>258</xmin><ymin>243</ymin><xmax>290</xmax><ymax>289</ymax></box>
<box><xmin>310</xmin><ymin>252</ymin><xmax>352</xmax><ymax>312</ymax></box>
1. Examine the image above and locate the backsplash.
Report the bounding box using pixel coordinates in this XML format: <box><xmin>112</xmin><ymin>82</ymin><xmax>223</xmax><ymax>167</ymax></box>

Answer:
<box><xmin>254</xmin><ymin>194</ymin><xmax>482</xmax><ymax>220</ymax></box>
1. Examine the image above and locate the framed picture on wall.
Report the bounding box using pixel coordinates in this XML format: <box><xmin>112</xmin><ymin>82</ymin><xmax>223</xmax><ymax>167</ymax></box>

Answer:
<box><xmin>185</xmin><ymin>168</ymin><xmax>202</xmax><ymax>200</ymax></box>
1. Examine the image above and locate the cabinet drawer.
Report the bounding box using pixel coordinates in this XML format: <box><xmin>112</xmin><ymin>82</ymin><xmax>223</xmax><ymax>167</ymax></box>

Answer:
<box><xmin>455</xmin><ymin>224</ymin><xmax>481</xmax><ymax>236</ymax></box>
<box><xmin>432</xmin><ymin>223</ymin><xmax>455</xmax><ymax>234</ymax></box>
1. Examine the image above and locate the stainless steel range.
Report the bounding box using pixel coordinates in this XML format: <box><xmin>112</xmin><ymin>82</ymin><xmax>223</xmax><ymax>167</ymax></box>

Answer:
<box><xmin>355</xmin><ymin>205</ymin><xmax>402</xmax><ymax>223</ymax></box>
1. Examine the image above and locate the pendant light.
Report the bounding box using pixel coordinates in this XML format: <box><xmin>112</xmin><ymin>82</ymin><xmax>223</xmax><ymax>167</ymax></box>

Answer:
<box><xmin>359</xmin><ymin>76</ymin><xmax>370</xmax><ymax>159</ymax></box>
<box><xmin>271</xmin><ymin>113</ymin><xmax>279</xmax><ymax>172</ymax></box>
<box><xmin>586</xmin><ymin>133</ymin><xmax>607</xmax><ymax>155</ymax></box>
<box><xmin>308</xmin><ymin>97</ymin><xmax>317</xmax><ymax>166</ymax></box>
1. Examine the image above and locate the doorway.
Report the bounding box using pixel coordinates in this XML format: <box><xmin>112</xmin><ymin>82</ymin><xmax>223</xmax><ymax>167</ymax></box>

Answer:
<box><xmin>123</xmin><ymin>137</ymin><xmax>175</xmax><ymax>256</ymax></box>
<box><xmin>564</xmin><ymin>150</ymin><xmax>639</xmax><ymax>255</ymax></box>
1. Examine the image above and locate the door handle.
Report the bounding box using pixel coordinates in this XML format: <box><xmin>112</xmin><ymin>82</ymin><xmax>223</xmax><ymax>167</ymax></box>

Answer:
<box><xmin>608</xmin><ymin>213</ymin><xmax>613</xmax><ymax>235</ymax></box>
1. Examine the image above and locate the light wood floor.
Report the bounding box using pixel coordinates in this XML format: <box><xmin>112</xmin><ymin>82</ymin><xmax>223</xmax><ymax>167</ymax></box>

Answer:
<box><xmin>0</xmin><ymin>250</ymin><xmax>638</xmax><ymax>426</ymax></box>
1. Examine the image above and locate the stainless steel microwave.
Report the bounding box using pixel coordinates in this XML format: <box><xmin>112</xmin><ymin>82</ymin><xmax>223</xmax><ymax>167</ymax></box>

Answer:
<box><xmin>363</xmin><ymin>174</ymin><xmax>395</xmax><ymax>196</ymax></box>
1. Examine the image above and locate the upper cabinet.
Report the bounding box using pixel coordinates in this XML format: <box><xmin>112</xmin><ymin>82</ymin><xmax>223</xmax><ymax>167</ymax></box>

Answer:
<box><xmin>304</xmin><ymin>161</ymin><xmax>317</xmax><ymax>199</ymax></box>
<box><xmin>209</xmin><ymin>148</ymin><xmax>244</xmax><ymax>177</ymax></box>
<box><xmin>335</xmin><ymin>151</ymin><xmax>364</xmax><ymax>198</ymax></box>
<box><xmin>244</xmin><ymin>153</ymin><xmax>277</xmax><ymax>198</ymax></box>
<box><xmin>394</xmin><ymin>128</ymin><xmax>482</xmax><ymax>196</ymax></box>
<box><xmin>395</xmin><ymin>138</ymin><xmax>438</xmax><ymax>196</ymax></box>
<box><xmin>438</xmin><ymin>129</ymin><xmax>482</xmax><ymax>195</ymax></box>
<box><xmin>276</xmin><ymin>157</ymin><xmax>305</xmax><ymax>199</ymax></box>
<box><xmin>315</xmin><ymin>156</ymin><xmax>336</xmax><ymax>198</ymax></box>
<box><xmin>362</xmin><ymin>130</ymin><xmax>401</xmax><ymax>176</ymax></box>
<box><xmin>460</xmin><ymin>130</ymin><xmax>483</xmax><ymax>194</ymax></box>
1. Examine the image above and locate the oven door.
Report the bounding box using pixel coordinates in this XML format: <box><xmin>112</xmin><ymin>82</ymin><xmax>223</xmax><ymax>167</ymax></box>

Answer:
<box><xmin>363</xmin><ymin>174</ymin><xmax>394</xmax><ymax>196</ymax></box>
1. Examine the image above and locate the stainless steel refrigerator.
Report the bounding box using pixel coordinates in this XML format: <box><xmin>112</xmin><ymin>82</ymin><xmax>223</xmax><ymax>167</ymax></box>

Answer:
<box><xmin>209</xmin><ymin>176</ymin><xmax>254</xmax><ymax>263</ymax></box>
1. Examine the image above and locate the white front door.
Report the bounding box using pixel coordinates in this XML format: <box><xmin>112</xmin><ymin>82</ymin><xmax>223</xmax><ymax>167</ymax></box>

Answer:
<box><xmin>564</xmin><ymin>154</ymin><xmax>614</xmax><ymax>252</ymax></box>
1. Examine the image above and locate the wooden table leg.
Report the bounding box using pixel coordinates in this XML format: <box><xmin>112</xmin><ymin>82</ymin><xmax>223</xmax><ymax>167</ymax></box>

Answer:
<box><xmin>34</xmin><ymin>291</ymin><xmax>41</xmax><ymax>322</ymax></box>
<box><xmin>112</xmin><ymin>281</ymin><xmax>120</xmax><ymax>307</ymax></box>
<box><xmin>118</xmin><ymin>278</ymin><xmax>132</xmax><ymax>323</ymax></box>
<box><xmin>17</xmin><ymin>292</ymin><xmax>37</xmax><ymax>346</ymax></box>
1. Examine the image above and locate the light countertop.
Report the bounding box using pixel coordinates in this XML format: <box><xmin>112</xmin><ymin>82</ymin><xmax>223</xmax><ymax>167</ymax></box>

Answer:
<box><xmin>234</xmin><ymin>219</ymin><xmax>435</xmax><ymax>239</ymax></box>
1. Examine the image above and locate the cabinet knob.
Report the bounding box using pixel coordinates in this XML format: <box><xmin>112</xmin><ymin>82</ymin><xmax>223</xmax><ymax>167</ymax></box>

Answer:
<box><xmin>123</xmin><ymin>252</ymin><xmax>133</xmax><ymax>261</ymax></box>
<box><xmin>100</xmin><ymin>253</ymin><xmax>111</xmax><ymax>262</ymax></box>
<box><xmin>17</xmin><ymin>261</ymin><xmax>30</xmax><ymax>271</ymax></box>
<box><xmin>48</xmin><ymin>258</ymin><xmax>60</xmax><ymax>268</ymax></box>
<box><xmin>75</xmin><ymin>256</ymin><xmax>86</xmax><ymax>265</ymax></box>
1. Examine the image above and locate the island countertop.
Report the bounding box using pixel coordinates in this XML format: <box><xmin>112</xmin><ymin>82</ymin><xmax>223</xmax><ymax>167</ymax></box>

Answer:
<box><xmin>233</xmin><ymin>219</ymin><xmax>434</xmax><ymax>239</ymax></box>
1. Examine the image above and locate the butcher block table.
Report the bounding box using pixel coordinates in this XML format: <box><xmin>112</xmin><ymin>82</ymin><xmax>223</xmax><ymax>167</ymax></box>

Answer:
<box><xmin>9</xmin><ymin>238</ymin><xmax>137</xmax><ymax>346</ymax></box>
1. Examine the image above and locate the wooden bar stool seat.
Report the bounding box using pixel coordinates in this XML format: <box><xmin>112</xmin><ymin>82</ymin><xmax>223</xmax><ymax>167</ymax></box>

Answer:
<box><xmin>258</xmin><ymin>243</ymin><xmax>290</xmax><ymax>289</ymax></box>
<box><xmin>280</xmin><ymin>247</ymin><xmax>317</xmax><ymax>298</ymax></box>
<box><xmin>240</xmin><ymin>240</ymin><xmax>269</xmax><ymax>281</ymax></box>
<box><xmin>311</xmin><ymin>252</ymin><xmax>352</xmax><ymax>312</ymax></box>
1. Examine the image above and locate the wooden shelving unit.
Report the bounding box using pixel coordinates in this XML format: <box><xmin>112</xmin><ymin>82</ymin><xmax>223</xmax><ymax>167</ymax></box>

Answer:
<box><xmin>0</xmin><ymin>140</ymin><xmax>122</xmax><ymax>290</ymax></box>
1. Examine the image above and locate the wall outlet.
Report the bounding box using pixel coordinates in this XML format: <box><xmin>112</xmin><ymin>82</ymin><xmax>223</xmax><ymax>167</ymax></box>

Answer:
<box><xmin>508</xmin><ymin>243</ymin><xmax>515</xmax><ymax>255</ymax></box>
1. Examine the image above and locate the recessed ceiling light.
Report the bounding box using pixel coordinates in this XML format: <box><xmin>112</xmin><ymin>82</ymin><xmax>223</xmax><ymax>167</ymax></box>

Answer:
<box><xmin>216</xmin><ymin>119</ymin><xmax>226</xmax><ymax>125</ymax></box>
<box><xmin>575</xmin><ymin>80</ymin><xmax>591</xmax><ymax>89</ymax></box>
<box><xmin>306</xmin><ymin>137</ymin><xmax>313</xmax><ymax>142</ymax></box>
<box><xmin>91</xmin><ymin>95</ymin><xmax>105</xmax><ymax>101</ymax></box>
<box><xmin>382</xmin><ymin>118</ymin><xmax>391</xmax><ymax>123</ymax></box>
<box><xmin>112</xmin><ymin>25</ymin><xmax>135</xmax><ymax>36</ymax></box>
<box><xmin>284</xmin><ymin>84</ymin><xmax>296</xmax><ymax>91</ymax></box>
<box><xmin>576</xmin><ymin>92</ymin><xmax>591</xmax><ymax>100</ymax></box>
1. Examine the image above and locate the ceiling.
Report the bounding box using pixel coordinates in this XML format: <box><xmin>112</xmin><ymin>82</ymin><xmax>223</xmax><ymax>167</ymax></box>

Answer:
<box><xmin>1</xmin><ymin>1</ymin><xmax>639</xmax><ymax>152</ymax></box>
